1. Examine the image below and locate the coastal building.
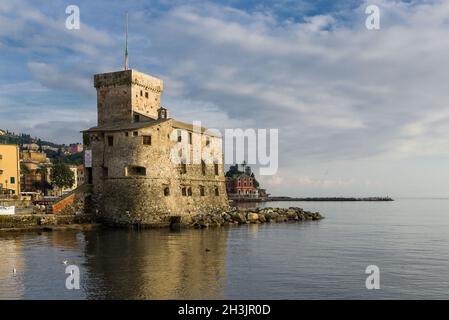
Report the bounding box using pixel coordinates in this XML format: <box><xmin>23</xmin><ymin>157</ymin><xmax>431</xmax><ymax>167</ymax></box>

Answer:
<box><xmin>83</xmin><ymin>69</ymin><xmax>229</xmax><ymax>225</ymax></box>
<box><xmin>21</xmin><ymin>149</ymin><xmax>48</xmax><ymax>167</ymax></box>
<box><xmin>20</xmin><ymin>150</ymin><xmax>51</xmax><ymax>194</ymax></box>
<box><xmin>70</xmin><ymin>143</ymin><xmax>83</xmax><ymax>154</ymax></box>
<box><xmin>0</xmin><ymin>144</ymin><xmax>20</xmax><ymax>196</ymax></box>
<box><xmin>227</xmin><ymin>173</ymin><xmax>257</xmax><ymax>197</ymax></box>
<box><xmin>77</xmin><ymin>164</ymin><xmax>84</xmax><ymax>186</ymax></box>
<box><xmin>41</xmin><ymin>145</ymin><xmax>59</xmax><ymax>152</ymax></box>
<box><xmin>22</xmin><ymin>143</ymin><xmax>40</xmax><ymax>151</ymax></box>
<box><xmin>225</xmin><ymin>164</ymin><xmax>262</xmax><ymax>198</ymax></box>
<box><xmin>64</xmin><ymin>165</ymin><xmax>78</xmax><ymax>193</ymax></box>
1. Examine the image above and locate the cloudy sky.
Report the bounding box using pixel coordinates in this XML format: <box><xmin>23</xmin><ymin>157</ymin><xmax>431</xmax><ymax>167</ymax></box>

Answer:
<box><xmin>1</xmin><ymin>0</ymin><xmax>449</xmax><ymax>197</ymax></box>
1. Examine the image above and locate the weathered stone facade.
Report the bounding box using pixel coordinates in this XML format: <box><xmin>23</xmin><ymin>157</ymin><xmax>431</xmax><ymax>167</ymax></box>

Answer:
<box><xmin>84</xmin><ymin>69</ymin><xmax>229</xmax><ymax>226</ymax></box>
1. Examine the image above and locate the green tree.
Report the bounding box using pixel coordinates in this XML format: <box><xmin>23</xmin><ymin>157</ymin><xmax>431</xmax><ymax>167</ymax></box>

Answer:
<box><xmin>51</xmin><ymin>163</ymin><xmax>75</xmax><ymax>196</ymax></box>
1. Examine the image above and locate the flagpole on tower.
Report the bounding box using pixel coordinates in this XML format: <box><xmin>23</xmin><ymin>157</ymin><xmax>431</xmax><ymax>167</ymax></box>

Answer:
<box><xmin>124</xmin><ymin>11</ymin><xmax>129</xmax><ymax>70</ymax></box>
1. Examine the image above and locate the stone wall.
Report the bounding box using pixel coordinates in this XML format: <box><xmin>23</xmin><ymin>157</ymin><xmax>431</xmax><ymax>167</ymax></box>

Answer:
<box><xmin>0</xmin><ymin>199</ymin><xmax>32</xmax><ymax>208</ymax></box>
<box><xmin>0</xmin><ymin>214</ymin><xmax>77</xmax><ymax>230</ymax></box>
<box><xmin>90</xmin><ymin>121</ymin><xmax>228</xmax><ymax>224</ymax></box>
<box><xmin>94</xmin><ymin>70</ymin><xmax>163</xmax><ymax>125</ymax></box>
<box><xmin>89</xmin><ymin>120</ymin><xmax>228</xmax><ymax>226</ymax></box>
<box><xmin>95</xmin><ymin>71</ymin><xmax>133</xmax><ymax>126</ymax></box>
<box><xmin>131</xmin><ymin>70</ymin><xmax>163</xmax><ymax>120</ymax></box>
<box><xmin>87</xmin><ymin>68</ymin><xmax>229</xmax><ymax>226</ymax></box>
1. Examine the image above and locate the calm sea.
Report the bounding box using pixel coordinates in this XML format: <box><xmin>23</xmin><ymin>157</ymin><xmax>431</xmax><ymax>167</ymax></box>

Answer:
<box><xmin>1</xmin><ymin>198</ymin><xmax>449</xmax><ymax>299</ymax></box>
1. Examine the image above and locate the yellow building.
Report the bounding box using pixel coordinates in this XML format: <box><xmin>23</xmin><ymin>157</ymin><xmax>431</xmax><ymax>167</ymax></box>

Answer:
<box><xmin>0</xmin><ymin>144</ymin><xmax>20</xmax><ymax>196</ymax></box>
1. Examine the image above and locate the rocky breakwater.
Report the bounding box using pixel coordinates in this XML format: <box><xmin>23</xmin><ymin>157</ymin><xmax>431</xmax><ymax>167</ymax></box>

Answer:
<box><xmin>173</xmin><ymin>207</ymin><xmax>324</xmax><ymax>229</ymax></box>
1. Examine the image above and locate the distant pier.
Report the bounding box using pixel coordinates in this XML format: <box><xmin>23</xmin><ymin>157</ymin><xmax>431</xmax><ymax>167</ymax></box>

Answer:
<box><xmin>231</xmin><ymin>196</ymin><xmax>394</xmax><ymax>202</ymax></box>
<box><xmin>267</xmin><ymin>196</ymin><xmax>394</xmax><ymax>202</ymax></box>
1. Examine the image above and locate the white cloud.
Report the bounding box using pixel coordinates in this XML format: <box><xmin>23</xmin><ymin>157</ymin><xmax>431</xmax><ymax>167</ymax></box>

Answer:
<box><xmin>3</xmin><ymin>0</ymin><xmax>449</xmax><ymax>196</ymax></box>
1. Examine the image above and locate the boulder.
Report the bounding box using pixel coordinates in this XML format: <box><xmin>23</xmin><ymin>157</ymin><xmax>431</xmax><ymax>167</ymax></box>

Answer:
<box><xmin>287</xmin><ymin>209</ymin><xmax>298</xmax><ymax>220</ymax></box>
<box><xmin>231</xmin><ymin>212</ymin><xmax>247</xmax><ymax>224</ymax></box>
<box><xmin>312</xmin><ymin>212</ymin><xmax>324</xmax><ymax>220</ymax></box>
<box><xmin>247</xmin><ymin>212</ymin><xmax>259</xmax><ymax>222</ymax></box>
<box><xmin>222</xmin><ymin>213</ymin><xmax>232</xmax><ymax>222</ymax></box>
<box><xmin>275</xmin><ymin>215</ymin><xmax>288</xmax><ymax>222</ymax></box>
<box><xmin>180</xmin><ymin>215</ymin><xmax>193</xmax><ymax>225</ymax></box>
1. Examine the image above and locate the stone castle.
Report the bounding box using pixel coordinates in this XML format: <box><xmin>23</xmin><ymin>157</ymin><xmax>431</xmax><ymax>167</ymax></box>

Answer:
<box><xmin>83</xmin><ymin>69</ymin><xmax>229</xmax><ymax>226</ymax></box>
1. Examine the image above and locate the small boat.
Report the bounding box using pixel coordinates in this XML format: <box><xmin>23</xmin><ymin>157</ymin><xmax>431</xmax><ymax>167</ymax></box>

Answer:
<box><xmin>0</xmin><ymin>206</ymin><xmax>15</xmax><ymax>215</ymax></box>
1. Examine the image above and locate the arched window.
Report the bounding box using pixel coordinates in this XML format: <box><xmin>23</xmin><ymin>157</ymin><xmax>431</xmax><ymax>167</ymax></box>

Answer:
<box><xmin>214</xmin><ymin>187</ymin><xmax>219</xmax><ymax>196</ymax></box>
<box><xmin>200</xmin><ymin>186</ymin><xmax>205</xmax><ymax>196</ymax></box>
<box><xmin>181</xmin><ymin>187</ymin><xmax>187</xmax><ymax>196</ymax></box>
<box><xmin>187</xmin><ymin>187</ymin><xmax>192</xmax><ymax>196</ymax></box>
<box><xmin>164</xmin><ymin>186</ymin><xmax>170</xmax><ymax>196</ymax></box>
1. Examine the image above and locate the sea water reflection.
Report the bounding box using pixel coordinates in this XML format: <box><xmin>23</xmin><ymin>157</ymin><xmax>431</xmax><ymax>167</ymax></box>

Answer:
<box><xmin>2</xmin><ymin>199</ymin><xmax>449</xmax><ymax>299</ymax></box>
<box><xmin>0</xmin><ymin>228</ymin><xmax>229</xmax><ymax>299</ymax></box>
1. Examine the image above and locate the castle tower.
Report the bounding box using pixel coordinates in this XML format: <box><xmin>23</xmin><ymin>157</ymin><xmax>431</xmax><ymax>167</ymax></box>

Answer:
<box><xmin>94</xmin><ymin>70</ymin><xmax>163</xmax><ymax>125</ymax></box>
<box><xmin>83</xmin><ymin>14</ymin><xmax>228</xmax><ymax>226</ymax></box>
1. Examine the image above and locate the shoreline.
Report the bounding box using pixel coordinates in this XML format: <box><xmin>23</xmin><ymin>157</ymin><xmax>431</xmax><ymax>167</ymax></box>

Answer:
<box><xmin>0</xmin><ymin>207</ymin><xmax>324</xmax><ymax>233</ymax></box>
<box><xmin>0</xmin><ymin>223</ymin><xmax>101</xmax><ymax>234</ymax></box>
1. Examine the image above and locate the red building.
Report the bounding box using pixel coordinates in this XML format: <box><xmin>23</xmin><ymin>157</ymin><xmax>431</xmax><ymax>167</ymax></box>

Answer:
<box><xmin>70</xmin><ymin>143</ymin><xmax>84</xmax><ymax>154</ymax></box>
<box><xmin>226</xmin><ymin>173</ymin><xmax>257</xmax><ymax>196</ymax></box>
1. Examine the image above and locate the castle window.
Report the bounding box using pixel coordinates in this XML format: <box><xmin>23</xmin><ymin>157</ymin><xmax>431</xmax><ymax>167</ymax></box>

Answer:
<box><xmin>143</xmin><ymin>135</ymin><xmax>151</xmax><ymax>145</ymax></box>
<box><xmin>188</xmin><ymin>132</ymin><xmax>192</xmax><ymax>144</ymax></box>
<box><xmin>177</xmin><ymin>130</ymin><xmax>182</xmax><ymax>142</ymax></box>
<box><xmin>86</xmin><ymin>167</ymin><xmax>93</xmax><ymax>184</ymax></box>
<box><xmin>180</xmin><ymin>162</ymin><xmax>187</xmax><ymax>174</ymax></box>
<box><xmin>125</xmin><ymin>132</ymin><xmax>129</xmax><ymax>137</ymax></box>
<box><xmin>145</xmin><ymin>92</ymin><xmax>149</xmax><ymax>98</ymax></box>
<box><xmin>182</xmin><ymin>187</ymin><xmax>187</xmax><ymax>196</ymax></box>
<box><xmin>187</xmin><ymin>187</ymin><xmax>192</xmax><ymax>196</ymax></box>
<box><xmin>140</xmin><ymin>90</ymin><xmax>143</xmax><ymax>97</ymax></box>
<box><xmin>133</xmin><ymin>131</ymin><xmax>138</xmax><ymax>137</ymax></box>
<box><xmin>206</xmin><ymin>136</ymin><xmax>210</xmax><ymax>146</ymax></box>
<box><xmin>102</xmin><ymin>166</ymin><xmax>108</xmax><ymax>178</ymax></box>
<box><xmin>164</xmin><ymin>186</ymin><xmax>170</xmax><ymax>196</ymax></box>
<box><xmin>214</xmin><ymin>163</ymin><xmax>219</xmax><ymax>176</ymax></box>
<box><xmin>201</xmin><ymin>160</ymin><xmax>206</xmax><ymax>176</ymax></box>
<box><xmin>126</xmin><ymin>166</ymin><xmax>146</xmax><ymax>176</ymax></box>
<box><xmin>214</xmin><ymin>187</ymin><xmax>219</xmax><ymax>196</ymax></box>
<box><xmin>134</xmin><ymin>114</ymin><xmax>140</xmax><ymax>122</ymax></box>
<box><xmin>200</xmin><ymin>186</ymin><xmax>205</xmax><ymax>196</ymax></box>
<box><xmin>107</xmin><ymin>136</ymin><xmax>114</xmax><ymax>146</ymax></box>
